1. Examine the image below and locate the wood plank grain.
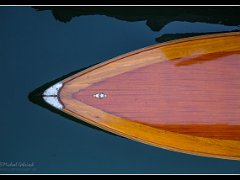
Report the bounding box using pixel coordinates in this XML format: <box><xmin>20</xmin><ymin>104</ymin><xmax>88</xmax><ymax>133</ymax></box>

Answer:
<box><xmin>72</xmin><ymin>51</ymin><xmax>240</xmax><ymax>140</ymax></box>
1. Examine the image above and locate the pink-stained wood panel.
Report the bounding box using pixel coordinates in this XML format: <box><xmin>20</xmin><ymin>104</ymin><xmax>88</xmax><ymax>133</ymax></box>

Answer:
<box><xmin>72</xmin><ymin>51</ymin><xmax>240</xmax><ymax>140</ymax></box>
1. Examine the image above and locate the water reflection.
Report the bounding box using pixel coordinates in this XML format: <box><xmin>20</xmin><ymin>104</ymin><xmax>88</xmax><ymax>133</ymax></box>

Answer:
<box><xmin>156</xmin><ymin>31</ymin><xmax>239</xmax><ymax>43</ymax></box>
<box><xmin>33</xmin><ymin>6</ymin><xmax>240</xmax><ymax>31</ymax></box>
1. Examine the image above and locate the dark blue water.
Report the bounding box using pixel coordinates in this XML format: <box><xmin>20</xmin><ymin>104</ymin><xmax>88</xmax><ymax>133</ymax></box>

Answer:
<box><xmin>0</xmin><ymin>6</ymin><xmax>240</xmax><ymax>174</ymax></box>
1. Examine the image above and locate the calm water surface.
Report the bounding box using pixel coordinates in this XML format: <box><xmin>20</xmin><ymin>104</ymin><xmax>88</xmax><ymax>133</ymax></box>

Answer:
<box><xmin>0</xmin><ymin>6</ymin><xmax>240</xmax><ymax>174</ymax></box>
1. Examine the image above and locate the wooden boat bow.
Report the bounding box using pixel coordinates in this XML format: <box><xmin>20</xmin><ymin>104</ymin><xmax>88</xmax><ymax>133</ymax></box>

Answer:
<box><xmin>43</xmin><ymin>32</ymin><xmax>240</xmax><ymax>160</ymax></box>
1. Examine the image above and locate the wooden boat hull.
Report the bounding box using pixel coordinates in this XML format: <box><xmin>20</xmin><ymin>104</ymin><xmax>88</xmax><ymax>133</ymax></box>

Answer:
<box><xmin>43</xmin><ymin>32</ymin><xmax>240</xmax><ymax>160</ymax></box>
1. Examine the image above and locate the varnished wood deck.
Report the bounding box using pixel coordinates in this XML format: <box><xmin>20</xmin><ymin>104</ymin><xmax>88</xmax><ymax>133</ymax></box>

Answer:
<box><xmin>58</xmin><ymin>32</ymin><xmax>240</xmax><ymax>160</ymax></box>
